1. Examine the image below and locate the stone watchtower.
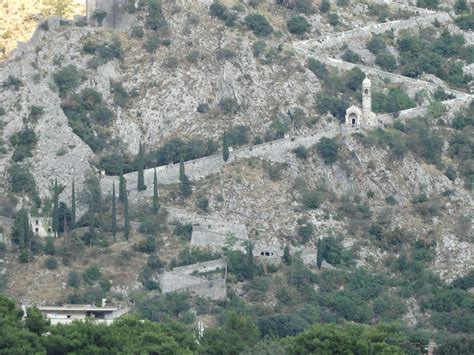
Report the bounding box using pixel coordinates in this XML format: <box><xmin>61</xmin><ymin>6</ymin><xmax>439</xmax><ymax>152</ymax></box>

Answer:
<box><xmin>86</xmin><ymin>0</ymin><xmax>134</xmax><ymax>30</ymax></box>
<box><xmin>345</xmin><ymin>74</ymin><xmax>376</xmax><ymax>127</ymax></box>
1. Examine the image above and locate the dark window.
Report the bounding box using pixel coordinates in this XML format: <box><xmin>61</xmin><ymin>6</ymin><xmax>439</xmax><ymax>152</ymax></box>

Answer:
<box><xmin>67</xmin><ymin>315</ymin><xmax>71</xmax><ymax>318</ymax></box>
<box><xmin>265</xmin><ymin>252</ymin><xmax>270</xmax><ymax>256</ymax></box>
<box><xmin>365</xmin><ymin>89</ymin><xmax>368</xmax><ymax>95</ymax></box>
<box><xmin>260</xmin><ymin>252</ymin><xmax>264</xmax><ymax>256</ymax></box>
<box><xmin>36</xmin><ymin>220</ymin><xmax>39</xmax><ymax>225</ymax></box>
<box><xmin>47</xmin><ymin>228</ymin><xmax>52</xmax><ymax>232</ymax></box>
<box><xmin>352</xmin><ymin>118</ymin><xmax>356</xmax><ymax>125</ymax></box>
<box><xmin>35</xmin><ymin>228</ymin><xmax>39</xmax><ymax>233</ymax></box>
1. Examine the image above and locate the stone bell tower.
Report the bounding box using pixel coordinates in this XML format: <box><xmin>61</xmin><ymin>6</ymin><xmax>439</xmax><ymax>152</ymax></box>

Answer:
<box><xmin>362</xmin><ymin>74</ymin><xmax>376</xmax><ymax>126</ymax></box>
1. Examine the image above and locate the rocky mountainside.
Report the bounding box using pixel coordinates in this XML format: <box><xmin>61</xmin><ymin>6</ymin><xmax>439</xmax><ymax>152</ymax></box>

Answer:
<box><xmin>0</xmin><ymin>0</ymin><xmax>473</xmax><ymax>345</ymax></box>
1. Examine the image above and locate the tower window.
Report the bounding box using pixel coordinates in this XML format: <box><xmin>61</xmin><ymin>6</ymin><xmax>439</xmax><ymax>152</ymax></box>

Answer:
<box><xmin>365</xmin><ymin>89</ymin><xmax>368</xmax><ymax>95</ymax></box>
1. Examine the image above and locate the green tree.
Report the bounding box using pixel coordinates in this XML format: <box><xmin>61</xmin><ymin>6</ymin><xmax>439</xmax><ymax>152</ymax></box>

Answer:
<box><xmin>111</xmin><ymin>182</ymin><xmax>117</xmax><ymax>241</ymax></box>
<box><xmin>11</xmin><ymin>209</ymin><xmax>34</xmax><ymax>251</ymax></box>
<box><xmin>244</xmin><ymin>14</ymin><xmax>273</xmax><ymax>37</ymax></box>
<box><xmin>52</xmin><ymin>178</ymin><xmax>59</xmax><ymax>236</ymax></box>
<box><xmin>316</xmin><ymin>238</ymin><xmax>322</xmax><ymax>269</ymax></box>
<box><xmin>119</xmin><ymin>172</ymin><xmax>127</xmax><ymax>203</ymax></box>
<box><xmin>319</xmin><ymin>0</ymin><xmax>331</xmax><ymax>13</ymax></box>
<box><xmin>246</xmin><ymin>241</ymin><xmax>255</xmax><ymax>280</ymax></box>
<box><xmin>287</xmin><ymin>15</ymin><xmax>310</xmax><ymax>35</ymax></box>
<box><xmin>179</xmin><ymin>159</ymin><xmax>192</xmax><ymax>198</ymax></box>
<box><xmin>137</xmin><ymin>142</ymin><xmax>146</xmax><ymax>191</ymax></box>
<box><xmin>200</xmin><ymin>312</ymin><xmax>260</xmax><ymax>354</ymax></box>
<box><xmin>283</xmin><ymin>245</ymin><xmax>291</xmax><ymax>265</ymax></box>
<box><xmin>124</xmin><ymin>193</ymin><xmax>130</xmax><ymax>241</ymax></box>
<box><xmin>25</xmin><ymin>306</ymin><xmax>50</xmax><ymax>335</ymax></box>
<box><xmin>223</xmin><ymin>131</ymin><xmax>230</xmax><ymax>162</ymax></box>
<box><xmin>454</xmin><ymin>0</ymin><xmax>469</xmax><ymax>13</ymax></box>
<box><xmin>83</xmin><ymin>172</ymin><xmax>102</xmax><ymax>227</ymax></box>
<box><xmin>153</xmin><ymin>168</ymin><xmax>160</xmax><ymax>213</ymax></box>
<box><xmin>316</xmin><ymin>137</ymin><xmax>339</xmax><ymax>165</ymax></box>
<box><xmin>71</xmin><ymin>179</ymin><xmax>76</xmax><ymax>229</ymax></box>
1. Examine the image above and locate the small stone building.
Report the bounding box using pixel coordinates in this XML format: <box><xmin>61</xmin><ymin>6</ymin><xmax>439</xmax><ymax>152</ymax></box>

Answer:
<box><xmin>345</xmin><ymin>75</ymin><xmax>376</xmax><ymax>127</ymax></box>
<box><xmin>86</xmin><ymin>0</ymin><xmax>134</xmax><ymax>29</ymax></box>
<box><xmin>29</xmin><ymin>216</ymin><xmax>53</xmax><ymax>238</ymax></box>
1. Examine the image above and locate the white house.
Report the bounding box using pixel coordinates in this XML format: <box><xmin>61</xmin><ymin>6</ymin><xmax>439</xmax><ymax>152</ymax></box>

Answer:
<box><xmin>29</xmin><ymin>216</ymin><xmax>53</xmax><ymax>238</ymax></box>
<box><xmin>30</xmin><ymin>304</ymin><xmax>128</xmax><ymax>325</ymax></box>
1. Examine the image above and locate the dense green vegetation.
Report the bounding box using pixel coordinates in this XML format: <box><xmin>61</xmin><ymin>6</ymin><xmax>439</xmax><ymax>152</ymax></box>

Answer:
<box><xmin>5</xmin><ymin>292</ymin><xmax>469</xmax><ymax>354</ymax></box>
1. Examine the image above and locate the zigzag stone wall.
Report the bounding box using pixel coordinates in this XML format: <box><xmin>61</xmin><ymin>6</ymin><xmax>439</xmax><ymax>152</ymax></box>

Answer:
<box><xmin>306</xmin><ymin>12</ymin><xmax>450</xmax><ymax>50</ymax></box>
<box><xmin>160</xmin><ymin>259</ymin><xmax>226</xmax><ymax>300</ymax></box>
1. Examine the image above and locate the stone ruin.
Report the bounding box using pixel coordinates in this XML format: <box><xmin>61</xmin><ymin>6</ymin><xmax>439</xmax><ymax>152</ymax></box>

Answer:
<box><xmin>160</xmin><ymin>259</ymin><xmax>227</xmax><ymax>300</ymax></box>
<box><xmin>86</xmin><ymin>0</ymin><xmax>134</xmax><ymax>29</ymax></box>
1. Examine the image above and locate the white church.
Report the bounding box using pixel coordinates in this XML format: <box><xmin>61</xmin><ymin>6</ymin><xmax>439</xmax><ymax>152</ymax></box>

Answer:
<box><xmin>345</xmin><ymin>74</ymin><xmax>376</xmax><ymax>127</ymax></box>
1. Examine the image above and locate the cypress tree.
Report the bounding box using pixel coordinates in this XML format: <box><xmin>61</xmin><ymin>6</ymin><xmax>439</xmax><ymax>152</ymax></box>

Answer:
<box><xmin>246</xmin><ymin>241</ymin><xmax>255</xmax><ymax>280</ymax></box>
<box><xmin>223</xmin><ymin>130</ymin><xmax>230</xmax><ymax>162</ymax></box>
<box><xmin>137</xmin><ymin>142</ymin><xmax>146</xmax><ymax>191</ymax></box>
<box><xmin>153</xmin><ymin>168</ymin><xmax>160</xmax><ymax>213</ymax></box>
<box><xmin>71</xmin><ymin>179</ymin><xmax>76</xmax><ymax>229</ymax></box>
<box><xmin>317</xmin><ymin>238</ymin><xmax>322</xmax><ymax>270</ymax></box>
<box><xmin>119</xmin><ymin>172</ymin><xmax>126</xmax><ymax>203</ymax></box>
<box><xmin>52</xmin><ymin>178</ymin><xmax>59</xmax><ymax>236</ymax></box>
<box><xmin>179</xmin><ymin>159</ymin><xmax>192</xmax><ymax>198</ymax></box>
<box><xmin>283</xmin><ymin>245</ymin><xmax>291</xmax><ymax>265</ymax></box>
<box><xmin>112</xmin><ymin>182</ymin><xmax>117</xmax><ymax>241</ymax></box>
<box><xmin>179</xmin><ymin>158</ymin><xmax>185</xmax><ymax>181</ymax></box>
<box><xmin>11</xmin><ymin>208</ymin><xmax>33</xmax><ymax>249</ymax></box>
<box><xmin>124</xmin><ymin>193</ymin><xmax>130</xmax><ymax>241</ymax></box>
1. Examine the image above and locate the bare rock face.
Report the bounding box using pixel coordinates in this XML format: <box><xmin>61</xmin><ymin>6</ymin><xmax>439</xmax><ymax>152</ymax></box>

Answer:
<box><xmin>434</xmin><ymin>233</ymin><xmax>473</xmax><ymax>283</ymax></box>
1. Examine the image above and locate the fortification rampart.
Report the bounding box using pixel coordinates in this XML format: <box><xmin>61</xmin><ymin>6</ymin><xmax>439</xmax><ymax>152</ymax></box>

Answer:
<box><xmin>160</xmin><ymin>259</ymin><xmax>227</xmax><ymax>300</ymax></box>
<box><xmin>306</xmin><ymin>12</ymin><xmax>450</xmax><ymax>50</ymax></box>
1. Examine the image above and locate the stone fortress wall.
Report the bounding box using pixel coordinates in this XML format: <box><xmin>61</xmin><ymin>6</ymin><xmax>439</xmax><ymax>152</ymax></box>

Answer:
<box><xmin>160</xmin><ymin>259</ymin><xmax>227</xmax><ymax>300</ymax></box>
<box><xmin>86</xmin><ymin>0</ymin><xmax>134</xmax><ymax>29</ymax></box>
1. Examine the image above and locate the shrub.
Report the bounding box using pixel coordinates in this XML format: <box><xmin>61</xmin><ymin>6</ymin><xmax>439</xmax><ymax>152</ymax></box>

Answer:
<box><xmin>219</xmin><ymin>97</ymin><xmax>239</xmax><ymax>114</ymax></box>
<box><xmin>287</xmin><ymin>15</ymin><xmax>310</xmax><ymax>35</ymax></box>
<box><xmin>302</xmin><ymin>189</ymin><xmax>325</xmax><ymax>209</ymax></box>
<box><xmin>226</xmin><ymin>125</ymin><xmax>249</xmax><ymax>146</ymax></box>
<box><xmin>54</xmin><ymin>65</ymin><xmax>81</xmax><ymax>96</ymax></box>
<box><xmin>375</xmin><ymin>51</ymin><xmax>397</xmax><ymax>71</ymax></box>
<box><xmin>44</xmin><ymin>257</ymin><xmax>58</xmax><ymax>270</ymax></box>
<box><xmin>2</xmin><ymin>75</ymin><xmax>23</xmax><ymax>91</ymax></box>
<box><xmin>444</xmin><ymin>165</ymin><xmax>457</xmax><ymax>181</ymax></box>
<box><xmin>367</xmin><ymin>35</ymin><xmax>387</xmax><ymax>55</ymax></box>
<box><xmin>245</xmin><ymin>14</ymin><xmax>273</xmax><ymax>37</ymax></box>
<box><xmin>455</xmin><ymin>14</ymin><xmax>474</xmax><ymax>31</ymax></box>
<box><xmin>8</xmin><ymin>164</ymin><xmax>37</xmax><ymax>196</ymax></box>
<box><xmin>135</xmin><ymin>236</ymin><xmax>157</xmax><ymax>254</ymax></box>
<box><xmin>307</xmin><ymin>57</ymin><xmax>328</xmax><ymax>80</ymax></box>
<box><xmin>83</xmin><ymin>264</ymin><xmax>102</xmax><ymax>285</ymax></box>
<box><xmin>144</xmin><ymin>35</ymin><xmax>160</xmax><ymax>53</ymax></box>
<box><xmin>315</xmin><ymin>92</ymin><xmax>348</xmax><ymax>121</ymax></box>
<box><xmin>174</xmin><ymin>222</ymin><xmax>193</xmax><ymax>239</ymax></box>
<box><xmin>372</xmin><ymin>88</ymin><xmax>416</xmax><ymax>113</ymax></box>
<box><xmin>131</xmin><ymin>26</ymin><xmax>144</xmax><ymax>38</ymax></box>
<box><xmin>209</xmin><ymin>0</ymin><xmax>237</xmax><ymax>27</ymax></box>
<box><xmin>319</xmin><ymin>0</ymin><xmax>330</xmax><ymax>13</ymax></box>
<box><xmin>146</xmin><ymin>0</ymin><xmax>167</xmax><ymax>31</ymax></box>
<box><xmin>67</xmin><ymin>271</ymin><xmax>81</xmax><ymax>288</ymax></box>
<box><xmin>297</xmin><ymin>222</ymin><xmax>314</xmax><ymax>243</ymax></box>
<box><xmin>293</xmin><ymin>146</ymin><xmax>308</xmax><ymax>159</ymax></box>
<box><xmin>28</xmin><ymin>106</ymin><xmax>44</xmax><ymax>122</ymax></box>
<box><xmin>328</xmin><ymin>13</ymin><xmax>339</xmax><ymax>26</ymax></box>
<box><xmin>196</xmin><ymin>196</ymin><xmax>209</xmax><ymax>211</ymax></box>
<box><xmin>10</xmin><ymin>128</ymin><xmax>38</xmax><ymax>162</ymax></box>
<box><xmin>197</xmin><ymin>103</ymin><xmax>209</xmax><ymax>113</ymax></box>
<box><xmin>316</xmin><ymin>137</ymin><xmax>339</xmax><ymax>165</ymax></box>
<box><xmin>416</xmin><ymin>0</ymin><xmax>439</xmax><ymax>10</ymax></box>
<box><xmin>341</xmin><ymin>49</ymin><xmax>361</xmax><ymax>63</ymax></box>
